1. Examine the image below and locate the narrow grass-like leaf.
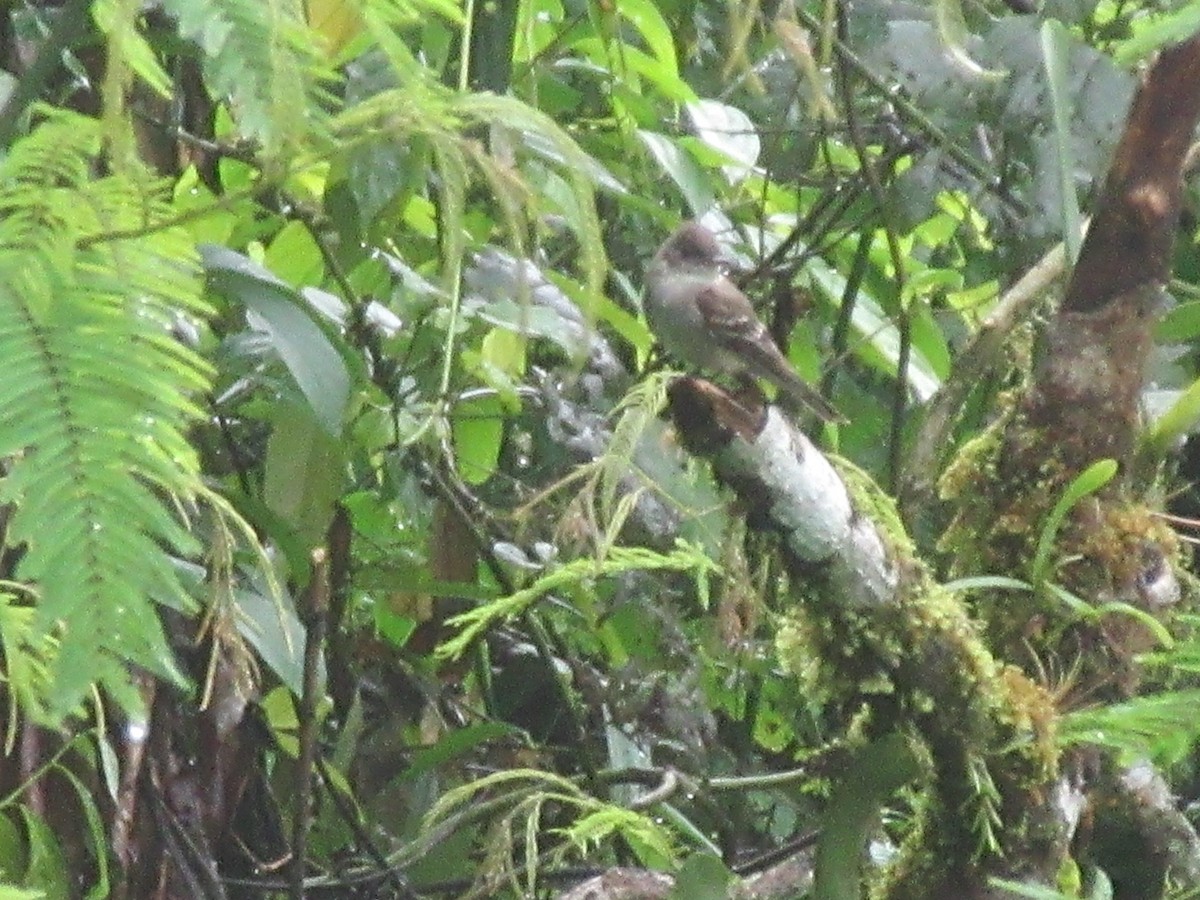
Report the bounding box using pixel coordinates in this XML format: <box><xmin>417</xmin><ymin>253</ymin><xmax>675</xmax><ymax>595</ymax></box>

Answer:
<box><xmin>1030</xmin><ymin>459</ymin><xmax>1118</xmax><ymax>588</ymax></box>
<box><xmin>1141</xmin><ymin>375</ymin><xmax>1200</xmax><ymax>459</ymax></box>
<box><xmin>1041</xmin><ymin>20</ymin><xmax>1083</xmax><ymax>264</ymax></box>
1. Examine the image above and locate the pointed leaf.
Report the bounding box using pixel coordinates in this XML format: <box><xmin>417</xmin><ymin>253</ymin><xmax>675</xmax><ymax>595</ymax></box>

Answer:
<box><xmin>201</xmin><ymin>245</ymin><xmax>351</xmax><ymax>434</ymax></box>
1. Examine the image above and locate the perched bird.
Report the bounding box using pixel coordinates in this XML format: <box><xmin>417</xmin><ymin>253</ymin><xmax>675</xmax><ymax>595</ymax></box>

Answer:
<box><xmin>644</xmin><ymin>220</ymin><xmax>842</xmax><ymax>422</ymax></box>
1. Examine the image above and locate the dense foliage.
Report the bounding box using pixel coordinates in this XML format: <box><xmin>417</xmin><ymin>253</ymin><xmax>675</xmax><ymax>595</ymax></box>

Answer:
<box><xmin>1</xmin><ymin>0</ymin><xmax>1200</xmax><ymax>898</ymax></box>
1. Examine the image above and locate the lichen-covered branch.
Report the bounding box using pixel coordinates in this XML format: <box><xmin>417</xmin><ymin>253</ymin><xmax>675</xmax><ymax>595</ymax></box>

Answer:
<box><xmin>666</xmin><ymin>378</ymin><xmax>1064</xmax><ymax>896</ymax></box>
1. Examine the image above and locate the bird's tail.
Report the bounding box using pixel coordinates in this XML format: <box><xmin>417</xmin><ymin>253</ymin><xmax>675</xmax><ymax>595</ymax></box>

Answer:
<box><xmin>775</xmin><ymin>369</ymin><xmax>844</xmax><ymax>423</ymax></box>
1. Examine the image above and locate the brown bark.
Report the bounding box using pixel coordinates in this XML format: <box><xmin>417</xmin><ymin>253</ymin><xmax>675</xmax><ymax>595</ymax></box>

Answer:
<box><xmin>1027</xmin><ymin>35</ymin><xmax>1200</xmax><ymax>470</ymax></box>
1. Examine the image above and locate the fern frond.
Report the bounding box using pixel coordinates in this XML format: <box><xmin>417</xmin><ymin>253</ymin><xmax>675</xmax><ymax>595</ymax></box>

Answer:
<box><xmin>159</xmin><ymin>0</ymin><xmax>335</xmax><ymax>158</ymax></box>
<box><xmin>0</xmin><ymin>591</ymin><xmax>55</xmax><ymax>749</ymax></box>
<box><xmin>330</xmin><ymin>81</ymin><xmax>609</xmax><ymax>294</ymax></box>
<box><xmin>0</xmin><ymin>111</ymin><xmax>214</xmax><ymax>720</ymax></box>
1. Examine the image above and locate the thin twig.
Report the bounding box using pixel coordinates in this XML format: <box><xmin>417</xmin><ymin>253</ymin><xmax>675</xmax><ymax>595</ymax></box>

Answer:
<box><xmin>822</xmin><ymin>229</ymin><xmax>872</xmax><ymax>399</ymax></box>
<box><xmin>834</xmin><ymin>5</ymin><xmax>908</xmax><ymax>491</ymax></box>
<box><xmin>290</xmin><ymin>547</ymin><xmax>330</xmax><ymax>900</ymax></box>
<box><xmin>76</xmin><ymin>187</ymin><xmax>259</xmax><ymax>248</ymax></box>
<box><xmin>316</xmin><ymin>758</ymin><xmax>418</xmax><ymax>898</ymax></box>
<box><xmin>794</xmin><ymin>4</ymin><xmax>1028</xmax><ymax>218</ymax></box>
<box><xmin>131</xmin><ymin>107</ymin><xmax>259</xmax><ymax>163</ymax></box>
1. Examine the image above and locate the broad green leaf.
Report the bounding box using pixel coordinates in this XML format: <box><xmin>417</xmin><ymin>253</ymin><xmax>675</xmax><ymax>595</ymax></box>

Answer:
<box><xmin>264</xmin><ymin>402</ymin><xmax>346</xmax><ymax>546</ymax></box>
<box><xmin>806</xmin><ymin>256</ymin><xmax>941</xmax><ymax>400</ymax></box>
<box><xmin>236</xmin><ymin>583</ymin><xmax>310</xmax><ymax>695</ymax></box>
<box><xmin>511</xmin><ymin>115</ymin><xmax>627</xmax><ymax>196</ymax></box>
<box><xmin>604</xmin><ymin>723</ymin><xmax>651</xmax><ymax>806</ymax></box>
<box><xmin>481</xmin><ymin>327</ymin><xmax>526</xmax><ymax>379</ymax></box>
<box><xmin>597</xmin><ymin>291</ymin><xmax>652</xmax><ymax>359</ymax></box>
<box><xmin>565</xmin><ymin>36</ymin><xmax>692</xmax><ymax>102</ymax></box>
<box><xmin>669</xmin><ymin>854</ymin><xmax>735</xmax><ymax>900</ymax></box>
<box><xmin>812</xmin><ymin>733</ymin><xmax>919</xmax><ymax>900</ymax></box>
<box><xmin>637</xmin><ymin>131</ymin><xmax>716</xmax><ymax>214</ymax></box>
<box><xmin>474</xmin><ymin>301</ymin><xmax>580</xmax><ymax>356</ymax></box>
<box><xmin>910</xmin><ymin>302</ymin><xmax>953</xmax><ymax>381</ymax></box>
<box><xmin>265</xmin><ymin>220</ymin><xmax>326</xmax><ymax>287</ymax></box>
<box><xmin>201</xmin><ymin>245</ymin><xmax>351</xmax><ymax>435</ymax></box>
<box><xmin>374</xmin><ymin>606</ymin><xmax>418</xmax><ymax>648</ymax></box>
<box><xmin>633</xmin><ymin>419</ymin><xmax>726</xmax><ymax>557</ymax></box>
<box><xmin>618</xmin><ymin>0</ymin><xmax>678</xmax><ymax>72</ymax></box>
<box><xmin>349</xmin><ymin>134</ymin><xmax>428</xmax><ymax>227</ymax></box>
<box><xmin>1114</xmin><ymin>2</ymin><xmax>1200</xmax><ymax>65</ymax></box>
<box><xmin>452</xmin><ymin>392</ymin><xmax>505</xmax><ymax>485</ymax></box>
<box><xmin>340</xmin><ymin>491</ymin><xmax>396</xmax><ymax>544</ymax></box>
<box><xmin>1158</xmin><ymin>299</ymin><xmax>1200</xmax><ymax>343</ymax></box>
<box><xmin>1142</xmin><ymin>376</ymin><xmax>1200</xmax><ymax>458</ymax></box>
<box><xmin>262</xmin><ymin>686</ymin><xmax>300</xmax><ymax>757</ymax></box>
<box><xmin>686</xmin><ymin>100</ymin><xmax>760</xmax><ymax>184</ymax></box>
<box><xmin>172</xmin><ymin>168</ymin><xmax>238</xmax><ymax>246</ymax></box>
<box><xmin>903</xmin><ymin>266</ymin><xmax>964</xmax><ymax>303</ymax></box>
<box><xmin>306</xmin><ymin>0</ymin><xmax>364</xmax><ymax>58</ymax></box>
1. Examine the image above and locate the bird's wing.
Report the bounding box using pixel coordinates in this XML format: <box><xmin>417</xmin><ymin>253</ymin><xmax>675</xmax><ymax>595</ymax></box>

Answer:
<box><xmin>695</xmin><ymin>281</ymin><xmax>783</xmax><ymax>365</ymax></box>
<box><xmin>696</xmin><ymin>282</ymin><xmax>843</xmax><ymax>422</ymax></box>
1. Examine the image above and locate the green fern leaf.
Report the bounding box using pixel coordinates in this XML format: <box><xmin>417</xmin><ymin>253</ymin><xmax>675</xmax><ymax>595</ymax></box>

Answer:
<box><xmin>159</xmin><ymin>0</ymin><xmax>334</xmax><ymax>156</ymax></box>
<box><xmin>0</xmin><ymin>112</ymin><xmax>214</xmax><ymax>720</ymax></box>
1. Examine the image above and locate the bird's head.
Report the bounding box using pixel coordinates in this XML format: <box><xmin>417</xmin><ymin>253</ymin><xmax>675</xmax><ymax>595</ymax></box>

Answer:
<box><xmin>653</xmin><ymin>221</ymin><xmax>731</xmax><ymax>275</ymax></box>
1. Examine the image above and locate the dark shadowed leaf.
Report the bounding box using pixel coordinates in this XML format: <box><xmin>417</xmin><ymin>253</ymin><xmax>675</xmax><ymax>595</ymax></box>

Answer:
<box><xmin>201</xmin><ymin>245</ymin><xmax>351</xmax><ymax>434</ymax></box>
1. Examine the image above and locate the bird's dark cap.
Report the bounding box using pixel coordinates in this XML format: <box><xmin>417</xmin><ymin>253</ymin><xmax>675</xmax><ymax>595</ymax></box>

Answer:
<box><xmin>657</xmin><ymin>220</ymin><xmax>726</xmax><ymax>267</ymax></box>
